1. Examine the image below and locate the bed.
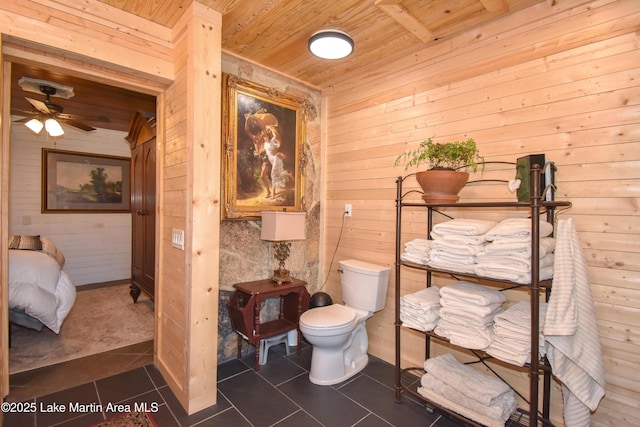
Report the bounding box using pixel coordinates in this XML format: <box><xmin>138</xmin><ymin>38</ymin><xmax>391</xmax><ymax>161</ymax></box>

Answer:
<box><xmin>8</xmin><ymin>235</ymin><xmax>76</xmax><ymax>334</ymax></box>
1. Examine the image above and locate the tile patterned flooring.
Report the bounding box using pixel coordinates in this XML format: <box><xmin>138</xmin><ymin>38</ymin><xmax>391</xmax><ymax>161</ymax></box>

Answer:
<box><xmin>5</xmin><ymin>340</ymin><xmax>465</xmax><ymax>427</ymax></box>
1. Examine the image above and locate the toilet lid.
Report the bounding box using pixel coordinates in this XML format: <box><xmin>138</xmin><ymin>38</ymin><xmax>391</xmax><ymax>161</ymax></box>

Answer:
<box><xmin>301</xmin><ymin>304</ymin><xmax>356</xmax><ymax>328</ymax></box>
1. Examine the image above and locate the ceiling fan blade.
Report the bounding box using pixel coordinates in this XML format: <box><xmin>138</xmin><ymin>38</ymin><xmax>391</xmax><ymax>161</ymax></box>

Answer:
<box><xmin>25</xmin><ymin>97</ymin><xmax>51</xmax><ymax>114</ymax></box>
<box><xmin>13</xmin><ymin>117</ymin><xmax>30</xmax><ymax>123</ymax></box>
<box><xmin>58</xmin><ymin>113</ymin><xmax>111</xmax><ymax>123</ymax></box>
<box><xmin>59</xmin><ymin>118</ymin><xmax>96</xmax><ymax>132</ymax></box>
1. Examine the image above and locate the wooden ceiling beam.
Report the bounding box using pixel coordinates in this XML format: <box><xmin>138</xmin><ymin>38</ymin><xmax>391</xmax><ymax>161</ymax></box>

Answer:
<box><xmin>375</xmin><ymin>0</ymin><xmax>433</xmax><ymax>44</ymax></box>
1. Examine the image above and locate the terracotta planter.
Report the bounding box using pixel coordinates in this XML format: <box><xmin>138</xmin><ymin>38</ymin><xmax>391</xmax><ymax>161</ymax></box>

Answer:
<box><xmin>415</xmin><ymin>169</ymin><xmax>469</xmax><ymax>203</ymax></box>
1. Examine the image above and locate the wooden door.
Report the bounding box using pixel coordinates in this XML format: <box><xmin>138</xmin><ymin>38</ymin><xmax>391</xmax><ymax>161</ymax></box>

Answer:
<box><xmin>130</xmin><ymin>138</ymin><xmax>156</xmax><ymax>301</ymax></box>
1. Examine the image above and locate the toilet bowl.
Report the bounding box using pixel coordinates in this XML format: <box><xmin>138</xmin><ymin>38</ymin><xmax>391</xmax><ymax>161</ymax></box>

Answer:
<box><xmin>299</xmin><ymin>259</ymin><xmax>390</xmax><ymax>385</ymax></box>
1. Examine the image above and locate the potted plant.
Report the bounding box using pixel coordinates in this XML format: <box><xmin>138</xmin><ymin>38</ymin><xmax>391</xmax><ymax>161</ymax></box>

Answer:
<box><xmin>395</xmin><ymin>137</ymin><xmax>483</xmax><ymax>203</ymax></box>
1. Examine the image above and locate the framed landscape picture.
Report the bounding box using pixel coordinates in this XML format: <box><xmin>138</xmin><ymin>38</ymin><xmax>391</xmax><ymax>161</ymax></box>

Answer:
<box><xmin>42</xmin><ymin>148</ymin><xmax>130</xmax><ymax>213</ymax></box>
<box><xmin>222</xmin><ymin>73</ymin><xmax>310</xmax><ymax>220</ymax></box>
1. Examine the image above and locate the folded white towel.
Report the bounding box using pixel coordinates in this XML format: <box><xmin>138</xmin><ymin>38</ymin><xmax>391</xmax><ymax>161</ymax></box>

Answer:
<box><xmin>431</xmin><ymin>230</ymin><xmax>488</xmax><ymax>245</ymax></box>
<box><xmin>485</xmin><ymin>218</ymin><xmax>554</xmax><ymax>242</ymax></box>
<box><xmin>419</xmin><ymin>373</ymin><xmax>518</xmax><ymax>424</ymax></box>
<box><xmin>428</xmin><ymin>260</ymin><xmax>476</xmax><ymax>274</ymax></box>
<box><xmin>440</xmin><ymin>305</ymin><xmax>501</xmax><ymax>328</ymax></box>
<box><xmin>417</xmin><ymin>385</ymin><xmax>513</xmax><ymax>427</ymax></box>
<box><xmin>439</xmin><ymin>281</ymin><xmax>508</xmax><ymax>306</ymax></box>
<box><xmin>401</xmin><ymin>318</ymin><xmax>438</xmax><ymax>332</ymax></box>
<box><xmin>400</xmin><ymin>310</ymin><xmax>438</xmax><ymax>331</ymax></box>
<box><xmin>429</xmin><ymin>251</ymin><xmax>476</xmax><ymax>265</ymax></box>
<box><xmin>431</xmin><ymin>239</ymin><xmax>487</xmax><ymax>255</ymax></box>
<box><xmin>480</xmin><ymin>237</ymin><xmax>555</xmax><ymax>259</ymax></box>
<box><xmin>487</xmin><ymin>335</ymin><xmax>545</xmax><ymax>366</ymax></box>
<box><xmin>434</xmin><ymin>320</ymin><xmax>493</xmax><ymax>350</ymax></box>
<box><xmin>474</xmin><ymin>264</ymin><xmax>554</xmax><ymax>284</ymax></box>
<box><xmin>432</xmin><ymin>218</ymin><xmax>498</xmax><ymax>236</ymax></box>
<box><xmin>475</xmin><ymin>252</ymin><xmax>554</xmax><ymax>273</ymax></box>
<box><xmin>405</xmin><ymin>238</ymin><xmax>432</xmax><ymax>250</ymax></box>
<box><xmin>494</xmin><ymin>301</ymin><xmax>548</xmax><ymax>335</ymax></box>
<box><xmin>400</xmin><ymin>252</ymin><xmax>430</xmax><ymax>265</ymax></box>
<box><xmin>402</xmin><ymin>287</ymin><xmax>440</xmax><ymax>308</ymax></box>
<box><xmin>440</xmin><ymin>298</ymin><xmax>504</xmax><ymax>317</ymax></box>
<box><xmin>423</xmin><ymin>353</ymin><xmax>513</xmax><ymax>407</ymax></box>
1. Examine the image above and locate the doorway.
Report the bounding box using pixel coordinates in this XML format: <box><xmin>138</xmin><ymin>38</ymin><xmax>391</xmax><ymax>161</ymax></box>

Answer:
<box><xmin>5</xmin><ymin>59</ymin><xmax>158</xmax><ymax>399</ymax></box>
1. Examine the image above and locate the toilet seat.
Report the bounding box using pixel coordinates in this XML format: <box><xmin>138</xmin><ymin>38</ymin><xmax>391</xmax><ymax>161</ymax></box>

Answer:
<box><xmin>300</xmin><ymin>304</ymin><xmax>357</xmax><ymax>335</ymax></box>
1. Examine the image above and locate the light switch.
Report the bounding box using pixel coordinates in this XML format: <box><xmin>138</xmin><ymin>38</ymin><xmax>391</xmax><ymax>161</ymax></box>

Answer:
<box><xmin>172</xmin><ymin>229</ymin><xmax>185</xmax><ymax>250</ymax></box>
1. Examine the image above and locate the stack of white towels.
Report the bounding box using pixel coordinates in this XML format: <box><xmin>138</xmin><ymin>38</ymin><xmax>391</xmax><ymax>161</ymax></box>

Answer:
<box><xmin>487</xmin><ymin>301</ymin><xmax>548</xmax><ymax>366</ymax></box>
<box><xmin>418</xmin><ymin>353</ymin><xmax>518</xmax><ymax>427</ymax></box>
<box><xmin>434</xmin><ymin>282</ymin><xmax>507</xmax><ymax>350</ymax></box>
<box><xmin>475</xmin><ymin>218</ymin><xmax>556</xmax><ymax>284</ymax></box>
<box><xmin>429</xmin><ymin>218</ymin><xmax>497</xmax><ymax>274</ymax></box>
<box><xmin>400</xmin><ymin>286</ymin><xmax>440</xmax><ymax>332</ymax></box>
<box><xmin>400</xmin><ymin>238</ymin><xmax>431</xmax><ymax>265</ymax></box>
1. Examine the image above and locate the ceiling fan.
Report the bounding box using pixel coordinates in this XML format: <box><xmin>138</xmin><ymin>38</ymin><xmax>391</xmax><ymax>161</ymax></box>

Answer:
<box><xmin>13</xmin><ymin>77</ymin><xmax>110</xmax><ymax>137</ymax></box>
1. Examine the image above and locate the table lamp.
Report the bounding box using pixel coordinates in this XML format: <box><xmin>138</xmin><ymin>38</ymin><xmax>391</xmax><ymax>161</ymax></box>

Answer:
<box><xmin>261</xmin><ymin>211</ymin><xmax>306</xmax><ymax>284</ymax></box>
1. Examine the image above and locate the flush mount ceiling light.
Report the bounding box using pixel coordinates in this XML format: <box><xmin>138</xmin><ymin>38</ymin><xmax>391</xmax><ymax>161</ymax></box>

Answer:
<box><xmin>308</xmin><ymin>30</ymin><xmax>354</xmax><ymax>59</ymax></box>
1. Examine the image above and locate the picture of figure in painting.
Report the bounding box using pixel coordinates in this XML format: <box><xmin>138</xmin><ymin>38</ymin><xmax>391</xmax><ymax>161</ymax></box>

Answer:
<box><xmin>235</xmin><ymin>93</ymin><xmax>297</xmax><ymax>206</ymax></box>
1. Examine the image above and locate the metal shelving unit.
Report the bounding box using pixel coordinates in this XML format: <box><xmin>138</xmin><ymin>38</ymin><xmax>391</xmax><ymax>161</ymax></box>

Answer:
<box><xmin>394</xmin><ymin>165</ymin><xmax>571</xmax><ymax>427</ymax></box>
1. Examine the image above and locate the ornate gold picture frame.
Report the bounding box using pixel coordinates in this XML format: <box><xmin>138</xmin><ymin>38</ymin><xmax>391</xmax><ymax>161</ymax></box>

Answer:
<box><xmin>222</xmin><ymin>74</ymin><xmax>309</xmax><ymax>220</ymax></box>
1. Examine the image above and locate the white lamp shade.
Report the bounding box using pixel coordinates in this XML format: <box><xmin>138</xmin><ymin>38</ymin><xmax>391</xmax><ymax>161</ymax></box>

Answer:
<box><xmin>261</xmin><ymin>211</ymin><xmax>306</xmax><ymax>241</ymax></box>
<box><xmin>25</xmin><ymin>118</ymin><xmax>44</xmax><ymax>134</ymax></box>
<box><xmin>45</xmin><ymin>118</ymin><xmax>64</xmax><ymax>137</ymax></box>
<box><xmin>309</xmin><ymin>30</ymin><xmax>354</xmax><ymax>59</ymax></box>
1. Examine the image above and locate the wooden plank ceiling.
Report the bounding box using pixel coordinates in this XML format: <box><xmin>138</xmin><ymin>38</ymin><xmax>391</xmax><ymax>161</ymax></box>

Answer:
<box><xmin>10</xmin><ymin>0</ymin><xmax>542</xmax><ymax>133</ymax></box>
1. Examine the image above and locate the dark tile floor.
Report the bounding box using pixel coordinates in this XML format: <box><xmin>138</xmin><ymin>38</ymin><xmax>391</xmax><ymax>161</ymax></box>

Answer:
<box><xmin>5</xmin><ymin>341</ymin><xmax>465</xmax><ymax>427</ymax></box>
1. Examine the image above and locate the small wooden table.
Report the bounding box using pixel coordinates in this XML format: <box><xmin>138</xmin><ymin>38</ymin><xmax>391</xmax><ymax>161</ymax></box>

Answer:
<box><xmin>228</xmin><ymin>278</ymin><xmax>310</xmax><ymax>370</ymax></box>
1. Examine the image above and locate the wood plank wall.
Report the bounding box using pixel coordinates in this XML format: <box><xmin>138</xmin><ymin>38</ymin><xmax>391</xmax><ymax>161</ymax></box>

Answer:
<box><xmin>323</xmin><ymin>0</ymin><xmax>639</xmax><ymax>425</ymax></box>
<box><xmin>0</xmin><ymin>0</ymin><xmax>221</xmax><ymax>414</ymax></box>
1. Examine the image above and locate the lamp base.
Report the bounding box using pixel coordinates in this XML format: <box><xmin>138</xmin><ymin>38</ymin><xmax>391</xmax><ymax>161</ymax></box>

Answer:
<box><xmin>271</xmin><ymin>268</ymin><xmax>292</xmax><ymax>285</ymax></box>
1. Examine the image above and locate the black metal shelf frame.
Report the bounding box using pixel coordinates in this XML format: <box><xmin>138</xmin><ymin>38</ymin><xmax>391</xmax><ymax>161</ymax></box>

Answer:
<box><xmin>393</xmin><ymin>165</ymin><xmax>571</xmax><ymax>427</ymax></box>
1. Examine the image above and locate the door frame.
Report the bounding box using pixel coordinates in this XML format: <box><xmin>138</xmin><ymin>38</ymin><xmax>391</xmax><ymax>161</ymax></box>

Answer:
<box><xmin>1</xmin><ymin>47</ymin><xmax>166</xmax><ymax>398</ymax></box>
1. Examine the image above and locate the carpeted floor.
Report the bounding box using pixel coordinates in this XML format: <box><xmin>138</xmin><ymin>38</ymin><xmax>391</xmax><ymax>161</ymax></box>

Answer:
<box><xmin>9</xmin><ymin>284</ymin><xmax>154</xmax><ymax>374</ymax></box>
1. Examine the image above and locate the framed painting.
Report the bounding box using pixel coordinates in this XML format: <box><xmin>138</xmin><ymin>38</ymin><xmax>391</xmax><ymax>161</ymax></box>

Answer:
<box><xmin>222</xmin><ymin>73</ymin><xmax>312</xmax><ymax>220</ymax></box>
<box><xmin>42</xmin><ymin>148</ymin><xmax>131</xmax><ymax>213</ymax></box>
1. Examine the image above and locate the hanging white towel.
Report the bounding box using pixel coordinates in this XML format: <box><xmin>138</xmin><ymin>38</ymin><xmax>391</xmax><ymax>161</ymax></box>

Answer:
<box><xmin>544</xmin><ymin>218</ymin><xmax>606</xmax><ymax>426</ymax></box>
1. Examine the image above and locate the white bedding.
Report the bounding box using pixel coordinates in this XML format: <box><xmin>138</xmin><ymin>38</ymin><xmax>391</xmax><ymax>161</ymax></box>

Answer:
<box><xmin>8</xmin><ymin>249</ymin><xmax>76</xmax><ymax>334</ymax></box>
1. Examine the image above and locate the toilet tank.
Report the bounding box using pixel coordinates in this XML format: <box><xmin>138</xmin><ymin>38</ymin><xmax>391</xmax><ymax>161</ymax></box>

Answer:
<box><xmin>339</xmin><ymin>259</ymin><xmax>391</xmax><ymax>312</ymax></box>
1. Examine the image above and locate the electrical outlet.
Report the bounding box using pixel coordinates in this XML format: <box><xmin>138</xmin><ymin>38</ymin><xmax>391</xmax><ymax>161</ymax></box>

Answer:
<box><xmin>345</xmin><ymin>204</ymin><xmax>352</xmax><ymax>217</ymax></box>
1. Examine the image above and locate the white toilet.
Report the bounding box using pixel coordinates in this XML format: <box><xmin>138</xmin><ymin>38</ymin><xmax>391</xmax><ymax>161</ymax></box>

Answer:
<box><xmin>299</xmin><ymin>259</ymin><xmax>390</xmax><ymax>385</ymax></box>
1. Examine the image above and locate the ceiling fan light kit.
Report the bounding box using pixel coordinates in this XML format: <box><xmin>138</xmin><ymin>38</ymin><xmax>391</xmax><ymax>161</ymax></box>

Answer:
<box><xmin>15</xmin><ymin>77</ymin><xmax>97</xmax><ymax>136</ymax></box>
<box><xmin>25</xmin><ymin>118</ymin><xmax>44</xmax><ymax>134</ymax></box>
<box><xmin>45</xmin><ymin>118</ymin><xmax>64</xmax><ymax>137</ymax></box>
<box><xmin>308</xmin><ymin>30</ymin><xmax>354</xmax><ymax>59</ymax></box>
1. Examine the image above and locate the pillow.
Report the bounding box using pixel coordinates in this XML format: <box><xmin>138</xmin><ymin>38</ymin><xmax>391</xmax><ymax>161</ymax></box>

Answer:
<box><xmin>9</xmin><ymin>235</ymin><xmax>43</xmax><ymax>251</ymax></box>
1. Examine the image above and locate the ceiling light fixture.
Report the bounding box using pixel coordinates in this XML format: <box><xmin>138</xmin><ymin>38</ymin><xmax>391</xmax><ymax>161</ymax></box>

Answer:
<box><xmin>44</xmin><ymin>118</ymin><xmax>65</xmax><ymax>137</ymax></box>
<box><xmin>308</xmin><ymin>30</ymin><xmax>354</xmax><ymax>60</ymax></box>
<box><xmin>25</xmin><ymin>118</ymin><xmax>44</xmax><ymax>134</ymax></box>
<box><xmin>25</xmin><ymin>117</ymin><xmax>65</xmax><ymax>137</ymax></box>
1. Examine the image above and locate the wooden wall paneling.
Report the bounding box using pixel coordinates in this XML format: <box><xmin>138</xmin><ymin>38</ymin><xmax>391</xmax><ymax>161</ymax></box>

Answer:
<box><xmin>324</xmin><ymin>0</ymin><xmax>640</xmax><ymax>425</ymax></box>
<box><xmin>182</xmin><ymin>1</ymin><xmax>221</xmax><ymax>413</ymax></box>
<box><xmin>0</xmin><ymin>1</ymin><xmax>173</xmax><ymax>83</ymax></box>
